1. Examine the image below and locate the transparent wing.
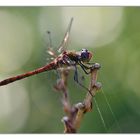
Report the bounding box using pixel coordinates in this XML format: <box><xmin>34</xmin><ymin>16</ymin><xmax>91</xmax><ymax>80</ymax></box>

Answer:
<box><xmin>46</xmin><ymin>31</ymin><xmax>57</xmax><ymax>63</ymax></box>
<box><xmin>58</xmin><ymin>17</ymin><xmax>74</xmax><ymax>53</ymax></box>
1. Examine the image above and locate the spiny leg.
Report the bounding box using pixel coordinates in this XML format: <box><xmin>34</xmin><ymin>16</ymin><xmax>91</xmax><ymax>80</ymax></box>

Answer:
<box><xmin>86</xmin><ymin>62</ymin><xmax>95</xmax><ymax>65</ymax></box>
<box><xmin>78</xmin><ymin>61</ymin><xmax>98</xmax><ymax>75</ymax></box>
<box><xmin>74</xmin><ymin>65</ymin><xmax>93</xmax><ymax>96</ymax></box>
<box><xmin>78</xmin><ymin>61</ymin><xmax>91</xmax><ymax>74</ymax></box>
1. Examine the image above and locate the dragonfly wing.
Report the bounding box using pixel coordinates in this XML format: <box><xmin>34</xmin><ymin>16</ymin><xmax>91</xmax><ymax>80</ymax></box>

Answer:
<box><xmin>46</xmin><ymin>31</ymin><xmax>57</xmax><ymax>63</ymax></box>
<box><xmin>47</xmin><ymin>47</ymin><xmax>57</xmax><ymax>58</ymax></box>
<box><xmin>58</xmin><ymin>17</ymin><xmax>74</xmax><ymax>53</ymax></box>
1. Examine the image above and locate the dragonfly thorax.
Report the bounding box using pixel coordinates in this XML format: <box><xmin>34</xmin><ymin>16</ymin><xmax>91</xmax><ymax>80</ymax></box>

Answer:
<box><xmin>80</xmin><ymin>49</ymin><xmax>93</xmax><ymax>63</ymax></box>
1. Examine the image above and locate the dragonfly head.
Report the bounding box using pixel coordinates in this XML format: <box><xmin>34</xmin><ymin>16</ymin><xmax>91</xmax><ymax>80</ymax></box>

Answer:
<box><xmin>80</xmin><ymin>48</ymin><xmax>93</xmax><ymax>63</ymax></box>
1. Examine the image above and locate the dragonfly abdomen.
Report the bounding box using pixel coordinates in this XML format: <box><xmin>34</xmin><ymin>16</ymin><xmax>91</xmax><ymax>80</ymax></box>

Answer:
<box><xmin>0</xmin><ymin>62</ymin><xmax>57</xmax><ymax>86</ymax></box>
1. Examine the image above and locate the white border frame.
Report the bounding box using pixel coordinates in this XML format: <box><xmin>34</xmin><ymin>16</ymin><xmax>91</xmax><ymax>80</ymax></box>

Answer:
<box><xmin>0</xmin><ymin>0</ymin><xmax>140</xmax><ymax>6</ymax></box>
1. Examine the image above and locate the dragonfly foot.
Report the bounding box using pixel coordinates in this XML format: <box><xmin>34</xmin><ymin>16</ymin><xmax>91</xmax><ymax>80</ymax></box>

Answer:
<box><xmin>90</xmin><ymin>63</ymin><xmax>101</xmax><ymax>71</ymax></box>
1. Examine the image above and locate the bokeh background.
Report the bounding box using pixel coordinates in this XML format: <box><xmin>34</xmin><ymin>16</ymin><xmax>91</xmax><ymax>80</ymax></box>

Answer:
<box><xmin>0</xmin><ymin>7</ymin><xmax>140</xmax><ymax>133</ymax></box>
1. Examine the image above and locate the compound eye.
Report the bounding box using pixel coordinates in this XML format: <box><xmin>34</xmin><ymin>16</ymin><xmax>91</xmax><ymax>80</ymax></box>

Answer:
<box><xmin>81</xmin><ymin>48</ymin><xmax>88</xmax><ymax>53</ymax></box>
<box><xmin>81</xmin><ymin>51</ymin><xmax>89</xmax><ymax>60</ymax></box>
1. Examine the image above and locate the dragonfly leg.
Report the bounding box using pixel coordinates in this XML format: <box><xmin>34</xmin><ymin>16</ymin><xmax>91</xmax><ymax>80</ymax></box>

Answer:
<box><xmin>78</xmin><ymin>61</ymin><xmax>91</xmax><ymax>75</ymax></box>
<box><xmin>74</xmin><ymin>65</ymin><xmax>93</xmax><ymax>96</ymax></box>
<box><xmin>86</xmin><ymin>62</ymin><xmax>95</xmax><ymax>65</ymax></box>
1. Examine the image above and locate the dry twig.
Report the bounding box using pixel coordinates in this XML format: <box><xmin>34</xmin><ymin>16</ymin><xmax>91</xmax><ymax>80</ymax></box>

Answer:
<box><xmin>54</xmin><ymin>63</ymin><xmax>101</xmax><ymax>133</ymax></box>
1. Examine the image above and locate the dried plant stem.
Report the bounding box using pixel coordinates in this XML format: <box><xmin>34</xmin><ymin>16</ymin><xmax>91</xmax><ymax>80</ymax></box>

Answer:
<box><xmin>74</xmin><ymin>64</ymin><xmax>101</xmax><ymax>130</ymax></box>
<box><xmin>54</xmin><ymin>63</ymin><xmax>101</xmax><ymax>133</ymax></box>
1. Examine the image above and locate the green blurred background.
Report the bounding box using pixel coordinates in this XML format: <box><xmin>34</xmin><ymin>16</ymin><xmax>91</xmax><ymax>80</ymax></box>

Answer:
<box><xmin>0</xmin><ymin>7</ymin><xmax>140</xmax><ymax>133</ymax></box>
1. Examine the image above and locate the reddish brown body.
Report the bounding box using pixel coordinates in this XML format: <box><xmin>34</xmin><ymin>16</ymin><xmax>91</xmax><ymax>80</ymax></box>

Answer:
<box><xmin>0</xmin><ymin>51</ymin><xmax>78</xmax><ymax>86</ymax></box>
<box><xmin>0</xmin><ymin>49</ymin><xmax>93</xmax><ymax>86</ymax></box>
<box><xmin>0</xmin><ymin>61</ymin><xmax>56</xmax><ymax>86</ymax></box>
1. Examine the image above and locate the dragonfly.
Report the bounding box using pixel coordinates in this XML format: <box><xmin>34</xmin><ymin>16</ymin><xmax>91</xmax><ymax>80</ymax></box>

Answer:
<box><xmin>0</xmin><ymin>18</ymin><xmax>122</xmax><ymax>132</ymax></box>
<box><xmin>0</xmin><ymin>18</ymin><xmax>94</xmax><ymax>93</ymax></box>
